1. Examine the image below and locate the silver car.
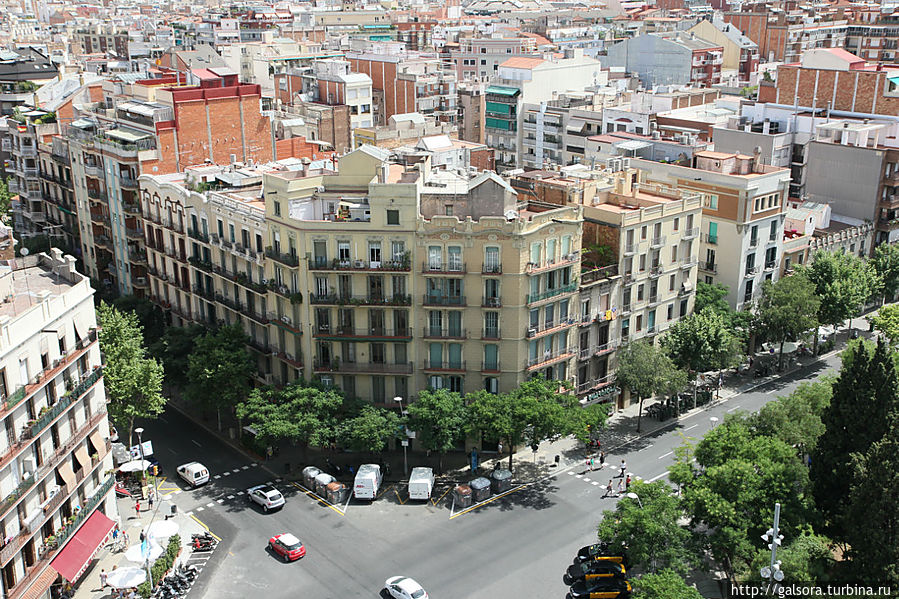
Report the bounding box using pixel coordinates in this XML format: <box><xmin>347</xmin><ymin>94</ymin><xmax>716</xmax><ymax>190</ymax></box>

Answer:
<box><xmin>247</xmin><ymin>485</ymin><xmax>285</xmax><ymax>512</ymax></box>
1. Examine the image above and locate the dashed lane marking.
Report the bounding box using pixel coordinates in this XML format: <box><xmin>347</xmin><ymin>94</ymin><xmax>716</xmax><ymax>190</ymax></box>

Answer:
<box><xmin>192</xmin><ymin>440</ymin><xmax>202</xmax><ymax>447</ymax></box>
<box><xmin>206</xmin><ymin>502</ymin><xmax>214</xmax><ymax>507</ymax></box>
<box><xmin>251</xmin><ymin>463</ymin><xmax>258</xmax><ymax>467</ymax></box>
<box><xmin>647</xmin><ymin>471</ymin><xmax>670</xmax><ymax>482</ymax></box>
<box><xmin>683</xmin><ymin>424</ymin><xmax>699</xmax><ymax>431</ymax></box>
<box><xmin>216</xmin><ymin>499</ymin><xmax>224</xmax><ymax>504</ymax></box>
<box><xmin>241</xmin><ymin>466</ymin><xmax>249</xmax><ymax>470</ymax></box>
<box><xmin>222</xmin><ymin>472</ymin><xmax>230</xmax><ymax>477</ymax></box>
<box><xmin>196</xmin><ymin>507</ymin><xmax>204</xmax><ymax>512</ymax></box>
<box><xmin>226</xmin><ymin>495</ymin><xmax>235</xmax><ymax>500</ymax></box>
<box><xmin>232</xmin><ymin>469</ymin><xmax>240</xmax><ymax>474</ymax></box>
<box><xmin>727</xmin><ymin>405</ymin><xmax>741</xmax><ymax>412</ymax></box>
<box><xmin>658</xmin><ymin>451</ymin><xmax>673</xmax><ymax>460</ymax></box>
<box><xmin>591</xmin><ymin>481</ymin><xmax>600</xmax><ymax>486</ymax></box>
<box><xmin>213</xmin><ymin>475</ymin><xmax>221</xmax><ymax>480</ymax></box>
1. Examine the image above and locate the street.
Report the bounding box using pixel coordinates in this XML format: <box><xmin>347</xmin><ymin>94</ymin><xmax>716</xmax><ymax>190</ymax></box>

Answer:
<box><xmin>135</xmin><ymin>352</ymin><xmax>840</xmax><ymax>599</ymax></box>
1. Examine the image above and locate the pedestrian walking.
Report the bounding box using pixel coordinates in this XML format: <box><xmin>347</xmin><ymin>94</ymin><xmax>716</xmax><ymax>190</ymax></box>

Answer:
<box><xmin>148</xmin><ymin>492</ymin><xmax>154</xmax><ymax>510</ymax></box>
<box><xmin>497</xmin><ymin>442</ymin><xmax>503</xmax><ymax>455</ymax></box>
<box><xmin>589</xmin><ymin>457</ymin><xmax>595</xmax><ymax>471</ymax></box>
<box><xmin>139</xmin><ymin>530</ymin><xmax>145</xmax><ymax>543</ymax></box>
<box><xmin>99</xmin><ymin>569</ymin><xmax>108</xmax><ymax>589</ymax></box>
<box><xmin>134</xmin><ymin>500</ymin><xmax>140</xmax><ymax>516</ymax></box>
<box><xmin>619</xmin><ymin>460</ymin><xmax>627</xmax><ymax>477</ymax></box>
<box><xmin>625</xmin><ymin>475</ymin><xmax>632</xmax><ymax>490</ymax></box>
<box><xmin>605</xmin><ymin>480</ymin><xmax>613</xmax><ymax>498</ymax></box>
<box><xmin>616</xmin><ymin>478</ymin><xmax>624</xmax><ymax>494</ymax></box>
<box><xmin>599</xmin><ymin>451</ymin><xmax>606</xmax><ymax>469</ymax></box>
<box><xmin>111</xmin><ymin>525</ymin><xmax>119</xmax><ymax>545</ymax></box>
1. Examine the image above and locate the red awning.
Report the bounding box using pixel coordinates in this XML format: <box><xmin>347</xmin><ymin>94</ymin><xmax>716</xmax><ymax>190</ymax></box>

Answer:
<box><xmin>51</xmin><ymin>510</ymin><xmax>115</xmax><ymax>582</ymax></box>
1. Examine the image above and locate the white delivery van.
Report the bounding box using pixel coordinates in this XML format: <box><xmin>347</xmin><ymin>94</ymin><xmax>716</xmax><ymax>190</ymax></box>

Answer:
<box><xmin>408</xmin><ymin>467</ymin><xmax>435</xmax><ymax>501</ymax></box>
<box><xmin>353</xmin><ymin>464</ymin><xmax>382</xmax><ymax>500</ymax></box>
<box><xmin>177</xmin><ymin>462</ymin><xmax>209</xmax><ymax>487</ymax></box>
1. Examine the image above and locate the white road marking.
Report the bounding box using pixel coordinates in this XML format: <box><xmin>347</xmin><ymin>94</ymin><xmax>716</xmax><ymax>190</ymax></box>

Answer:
<box><xmin>583</xmin><ymin>478</ymin><xmax>591</xmax><ymax>483</ymax></box>
<box><xmin>192</xmin><ymin>440</ymin><xmax>202</xmax><ymax>447</ymax></box>
<box><xmin>275</xmin><ymin>478</ymin><xmax>282</xmax><ymax>482</ymax></box>
<box><xmin>568</xmin><ymin>471</ymin><xmax>575</xmax><ymax>475</ymax></box>
<box><xmin>575</xmin><ymin>474</ymin><xmax>583</xmax><ymax>479</ymax></box>
<box><xmin>216</xmin><ymin>499</ymin><xmax>224</xmax><ymax>504</ymax></box>
<box><xmin>226</xmin><ymin>495</ymin><xmax>235</xmax><ymax>500</ymax></box>
<box><xmin>727</xmin><ymin>406</ymin><xmax>741</xmax><ymax>413</ymax></box>
<box><xmin>591</xmin><ymin>481</ymin><xmax>600</xmax><ymax>486</ymax></box>
<box><xmin>647</xmin><ymin>471</ymin><xmax>669</xmax><ymax>482</ymax></box>
<box><xmin>222</xmin><ymin>472</ymin><xmax>230</xmax><ymax>476</ymax></box>
<box><xmin>206</xmin><ymin>502</ymin><xmax>214</xmax><ymax>507</ymax></box>
<box><xmin>174</xmin><ymin>490</ymin><xmax>182</xmax><ymax>495</ymax></box>
<box><xmin>196</xmin><ymin>507</ymin><xmax>204</xmax><ymax>512</ymax></box>
<box><xmin>185</xmin><ymin>511</ymin><xmax>193</xmax><ymax>517</ymax></box>
<box><xmin>232</xmin><ymin>469</ymin><xmax>240</xmax><ymax>474</ymax></box>
<box><xmin>213</xmin><ymin>475</ymin><xmax>221</xmax><ymax>480</ymax></box>
<box><xmin>242</xmin><ymin>465</ymin><xmax>249</xmax><ymax>470</ymax></box>
<box><xmin>658</xmin><ymin>451</ymin><xmax>673</xmax><ymax>460</ymax></box>
<box><xmin>251</xmin><ymin>463</ymin><xmax>258</xmax><ymax>467</ymax></box>
<box><xmin>683</xmin><ymin>424</ymin><xmax>699</xmax><ymax>431</ymax></box>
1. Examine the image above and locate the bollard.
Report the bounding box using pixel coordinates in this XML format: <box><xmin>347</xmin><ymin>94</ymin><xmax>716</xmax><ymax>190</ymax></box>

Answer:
<box><xmin>554</xmin><ymin>454</ymin><xmax>560</xmax><ymax>466</ymax></box>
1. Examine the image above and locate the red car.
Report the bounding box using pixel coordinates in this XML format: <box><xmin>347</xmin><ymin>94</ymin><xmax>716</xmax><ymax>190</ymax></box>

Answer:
<box><xmin>268</xmin><ymin>533</ymin><xmax>306</xmax><ymax>562</ymax></box>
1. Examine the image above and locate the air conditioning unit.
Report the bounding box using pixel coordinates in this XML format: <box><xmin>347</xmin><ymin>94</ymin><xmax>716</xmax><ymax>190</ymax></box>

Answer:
<box><xmin>527</xmin><ymin>328</ymin><xmax>537</xmax><ymax>338</ymax></box>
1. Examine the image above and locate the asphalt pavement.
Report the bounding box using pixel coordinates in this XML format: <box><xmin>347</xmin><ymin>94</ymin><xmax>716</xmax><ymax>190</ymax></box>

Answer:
<box><xmin>131</xmin><ymin>346</ymin><xmax>844</xmax><ymax>599</ymax></box>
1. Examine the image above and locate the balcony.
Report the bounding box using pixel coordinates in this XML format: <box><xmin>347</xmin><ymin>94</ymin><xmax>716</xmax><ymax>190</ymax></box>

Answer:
<box><xmin>650</xmin><ymin>235</ymin><xmax>666</xmax><ymax>249</ymax></box>
<box><xmin>648</xmin><ymin>265</ymin><xmax>663</xmax><ymax>278</ymax></box>
<box><xmin>314</xmin><ymin>326</ymin><xmax>411</xmax><ymax>340</ymax></box>
<box><xmin>422</xmin><ymin>327</ymin><xmax>467</xmax><ymax>340</ymax></box>
<box><xmin>308</xmin><ymin>256</ymin><xmax>410</xmax><ymax>272</ymax></box>
<box><xmin>749</xmin><ymin>237</ymin><xmax>759</xmax><ymax>249</ymax></box>
<box><xmin>703</xmin><ymin>233</ymin><xmax>718</xmax><ymax>244</ymax></box>
<box><xmin>86</xmin><ymin>188</ymin><xmax>107</xmax><ymax>202</ymax></box>
<box><xmin>188</xmin><ymin>228</ymin><xmax>209</xmax><ymax>243</ymax></box>
<box><xmin>526</xmin><ymin>253</ymin><xmax>579</xmax><ymax>275</ymax></box>
<box><xmin>422</xmin><ymin>294</ymin><xmax>466</xmax><ymax>307</ymax></box>
<box><xmin>83</xmin><ymin>163</ymin><xmax>103</xmax><ymax>178</ymax></box>
<box><xmin>680</xmin><ymin>258</ymin><xmax>698</xmax><ymax>270</ymax></box>
<box><xmin>93</xmin><ymin>236</ymin><xmax>111</xmax><ymax>250</ymax></box>
<box><xmin>269</xmin><ymin>284</ymin><xmax>305</xmax><ymax>305</ymax></box>
<box><xmin>122</xmin><ymin>201</ymin><xmax>140</xmax><ymax>216</ymax></box>
<box><xmin>581</xmin><ymin>264</ymin><xmax>619</xmax><ymax>286</ymax></box>
<box><xmin>764</xmin><ymin>261</ymin><xmax>778</xmax><ymax>271</ymax></box>
<box><xmin>576</xmin><ymin>374</ymin><xmax>617</xmax><ymax>396</ymax></box>
<box><xmin>744</xmin><ymin>265</ymin><xmax>760</xmax><ymax>277</ymax></box>
<box><xmin>120</xmin><ymin>176</ymin><xmax>139</xmax><ymax>189</ymax></box>
<box><xmin>275</xmin><ymin>351</ymin><xmax>303</xmax><ymax>369</ymax></box>
<box><xmin>188</xmin><ymin>256</ymin><xmax>213</xmax><ymax>272</ymax></box>
<box><xmin>422</xmin><ymin>261</ymin><xmax>467</xmax><ymax>275</ymax></box>
<box><xmin>125</xmin><ymin>227</ymin><xmax>142</xmax><ymax>241</ymax></box>
<box><xmin>266</xmin><ymin>247</ymin><xmax>299</xmax><ymax>267</ymax></box>
<box><xmin>248</xmin><ymin>338</ymin><xmax>272</xmax><ymax>354</ymax></box>
<box><xmin>526</xmin><ymin>281</ymin><xmax>578</xmax><ymax>304</ymax></box>
<box><xmin>482</xmin><ymin>296</ymin><xmax>502</xmax><ymax>308</ymax></box>
<box><xmin>700</xmin><ymin>261</ymin><xmax>717</xmax><ymax>273</ymax></box>
<box><xmin>133</xmin><ymin>276</ymin><xmax>148</xmax><ymax>288</ymax></box>
<box><xmin>683</xmin><ymin>227</ymin><xmax>699</xmax><ymax>240</ymax></box>
<box><xmin>482</xmin><ymin>263</ymin><xmax>502</xmax><ymax>274</ymax></box>
<box><xmin>526</xmin><ymin>318</ymin><xmax>576</xmax><ymax>340</ymax></box>
<box><xmin>423</xmin><ymin>359</ymin><xmax>466</xmax><ymax>372</ymax></box>
<box><xmin>311</xmin><ymin>293</ymin><xmax>412</xmax><ymax>306</ymax></box>
<box><xmin>527</xmin><ymin>346</ymin><xmax>576</xmax><ymax>369</ymax></box>
<box><xmin>313</xmin><ymin>360</ymin><xmax>413</xmax><ymax>375</ymax></box>
<box><xmin>481</xmin><ymin>361</ymin><xmax>501</xmax><ymax>373</ymax></box>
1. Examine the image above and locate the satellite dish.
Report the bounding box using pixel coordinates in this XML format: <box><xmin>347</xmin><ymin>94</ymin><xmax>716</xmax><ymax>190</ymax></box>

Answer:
<box><xmin>19</xmin><ymin>248</ymin><xmax>29</xmax><ymax>256</ymax></box>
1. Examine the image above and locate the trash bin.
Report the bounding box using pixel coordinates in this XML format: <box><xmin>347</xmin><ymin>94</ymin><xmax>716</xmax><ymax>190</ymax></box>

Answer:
<box><xmin>453</xmin><ymin>484</ymin><xmax>472</xmax><ymax>508</ymax></box>
<box><xmin>491</xmin><ymin>468</ymin><xmax>512</xmax><ymax>493</ymax></box>
<box><xmin>326</xmin><ymin>481</ymin><xmax>349</xmax><ymax>504</ymax></box>
<box><xmin>302</xmin><ymin>466</ymin><xmax>321</xmax><ymax>489</ymax></box>
<box><xmin>314</xmin><ymin>473</ymin><xmax>335</xmax><ymax>497</ymax></box>
<box><xmin>469</xmin><ymin>477</ymin><xmax>491</xmax><ymax>502</ymax></box>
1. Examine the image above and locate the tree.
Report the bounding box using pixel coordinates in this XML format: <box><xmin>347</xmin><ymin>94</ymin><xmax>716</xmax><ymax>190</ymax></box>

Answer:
<box><xmin>746</xmin><ymin>528</ymin><xmax>834</xmax><ymax>583</ymax></box>
<box><xmin>466</xmin><ymin>377</ymin><xmax>577</xmax><ymax>471</ymax></box>
<box><xmin>868</xmin><ymin>303</ymin><xmax>899</xmax><ymax>346</ymax></box>
<box><xmin>0</xmin><ymin>177</ymin><xmax>13</xmax><ymax>223</ymax></box>
<box><xmin>97</xmin><ymin>303</ymin><xmax>166</xmax><ymax>447</ymax></box>
<box><xmin>844</xmin><ymin>421</ymin><xmax>899</xmax><ymax>583</ymax></box>
<box><xmin>663</xmin><ymin>308</ymin><xmax>740</xmax><ymax>373</ymax></box>
<box><xmin>747</xmin><ymin>379</ymin><xmax>832</xmax><ymax>458</ymax></box>
<box><xmin>754</xmin><ymin>274</ymin><xmax>820</xmax><ymax>370</ymax></box>
<box><xmin>570</xmin><ymin>402</ymin><xmax>611</xmax><ymax>446</ymax></box>
<box><xmin>616</xmin><ymin>340</ymin><xmax>686</xmax><ymax>432</ymax></box>
<box><xmin>695</xmin><ymin>281</ymin><xmax>730</xmax><ymax>316</ymax></box>
<box><xmin>802</xmin><ymin>250</ymin><xmax>880</xmax><ymax>344</ymax></box>
<box><xmin>112</xmin><ymin>295</ymin><xmax>166</xmax><ymax>347</ymax></box>
<box><xmin>596</xmin><ymin>481</ymin><xmax>696</xmax><ymax>575</ymax></box>
<box><xmin>406</xmin><ymin>389</ymin><xmax>467</xmax><ymax>473</ymax></box>
<box><xmin>872</xmin><ymin>242</ymin><xmax>899</xmax><ymax>303</ymax></box>
<box><xmin>236</xmin><ymin>380</ymin><xmax>345</xmax><ymax>449</ymax></box>
<box><xmin>184</xmin><ymin>324</ymin><xmax>254</xmax><ymax>430</ymax></box>
<box><xmin>338</xmin><ymin>406</ymin><xmax>401</xmax><ymax>454</ymax></box>
<box><xmin>632</xmin><ymin>570</ymin><xmax>702</xmax><ymax>599</ymax></box>
<box><xmin>149</xmin><ymin>324</ymin><xmax>205</xmax><ymax>389</ymax></box>
<box><xmin>811</xmin><ymin>339</ymin><xmax>899</xmax><ymax>541</ymax></box>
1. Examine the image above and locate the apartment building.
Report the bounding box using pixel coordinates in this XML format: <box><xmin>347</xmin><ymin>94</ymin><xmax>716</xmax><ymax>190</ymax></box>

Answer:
<box><xmin>602</xmin><ymin>33</ymin><xmax>724</xmax><ymax>88</ymax></box>
<box><xmin>0</xmin><ymin>48</ymin><xmax>57</xmax><ymax>117</ymax></box>
<box><xmin>38</xmin><ymin>135</ymin><xmax>79</xmax><ymax>258</ymax></box>
<box><xmin>66</xmin><ymin>72</ymin><xmax>274</xmax><ymax>296</ymax></box>
<box><xmin>353</xmin><ymin>113</ymin><xmax>456</xmax><ymax>150</ymax></box>
<box><xmin>0</xmin><ymin>248</ymin><xmax>115</xmax><ymax>599</ymax></box>
<box><xmin>311</xmin><ymin>60</ymin><xmax>374</xmax><ymax>130</ymax></box>
<box><xmin>687</xmin><ymin>19</ymin><xmax>759</xmax><ymax>86</ymax></box>
<box><xmin>448</xmin><ymin>35</ymin><xmax>545</xmax><ymax>82</ymax></box>
<box><xmin>71</xmin><ymin>25</ymin><xmax>129</xmax><ymax>58</ymax></box>
<box><xmin>4</xmin><ymin>112</ymin><xmax>55</xmax><ymax>238</ymax></box>
<box><xmin>634</xmin><ymin>152</ymin><xmax>791</xmax><ymax>309</ymax></box>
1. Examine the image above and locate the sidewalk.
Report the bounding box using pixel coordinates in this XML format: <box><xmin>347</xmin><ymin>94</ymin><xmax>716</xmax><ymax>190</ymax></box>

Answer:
<box><xmin>73</xmin><ymin>494</ymin><xmax>208</xmax><ymax>599</ymax></box>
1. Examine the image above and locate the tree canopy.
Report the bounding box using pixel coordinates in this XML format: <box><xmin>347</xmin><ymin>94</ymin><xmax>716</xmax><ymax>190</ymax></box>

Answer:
<box><xmin>802</xmin><ymin>250</ymin><xmax>879</xmax><ymax>333</ymax></box>
<box><xmin>663</xmin><ymin>308</ymin><xmax>740</xmax><ymax>373</ymax></box>
<box><xmin>185</xmin><ymin>324</ymin><xmax>254</xmax><ymax>429</ymax></box>
<box><xmin>754</xmin><ymin>274</ymin><xmax>820</xmax><ymax>368</ymax></box>
<box><xmin>406</xmin><ymin>389</ymin><xmax>467</xmax><ymax>472</ymax></box>
<box><xmin>872</xmin><ymin>243</ymin><xmax>899</xmax><ymax>302</ymax></box>
<box><xmin>338</xmin><ymin>406</ymin><xmax>401</xmax><ymax>454</ymax></box>
<box><xmin>236</xmin><ymin>380</ymin><xmax>345</xmax><ymax>448</ymax></box>
<box><xmin>616</xmin><ymin>340</ymin><xmax>687</xmax><ymax>431</ymax></box>
<box><xmin>867</xmin><ymin>303</ymin><xmax>899</xmax><ymax>345</ymax></box>
<box><xmin>632</xmin><ymin>570</ymin><xmax>703</xmax><ymax>599</ymax></box>
<box><xmin>97</xmin><ymin>302</ymin><xmax>166</xmax><ymax>447</ymax></box>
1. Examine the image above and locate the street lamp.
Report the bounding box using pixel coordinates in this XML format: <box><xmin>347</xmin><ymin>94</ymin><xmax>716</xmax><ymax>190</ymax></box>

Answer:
<box><xmin>761</xmin><ymin>503</ymin><xmax>785</xmax><ymax>587</ymax></box>
<box><xmin>625</xmin><ymin>492</ymin><xmax>643</xmax><ymax>508</ymax></box>
<box><xmin>133</xmin><ymin>427</ymin><xmax>153</xmax><ymax>588</ymax></box>
<box><xmin>394</xmin><ymin>396</ymin><xmax>408</xmax><ymax>476</ymax></box>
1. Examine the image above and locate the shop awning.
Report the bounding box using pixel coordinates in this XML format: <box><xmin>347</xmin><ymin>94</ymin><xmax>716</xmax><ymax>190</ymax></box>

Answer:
<box><xmin>51</xmin><ymin>510</ymin><xmax>115</xmax><ymax>582</ymax></box>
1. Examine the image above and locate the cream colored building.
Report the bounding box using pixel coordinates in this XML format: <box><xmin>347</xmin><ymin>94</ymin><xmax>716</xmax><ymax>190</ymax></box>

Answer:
<box><xmin>0</xmin><ymin>248</ymin><xmax>115</xmax><ymax>599</ymax></box>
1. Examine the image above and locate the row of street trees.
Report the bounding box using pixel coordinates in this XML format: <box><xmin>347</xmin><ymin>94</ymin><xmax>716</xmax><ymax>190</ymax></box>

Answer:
<box><xmin>596</xmin><ymin>338</ymin><xmax>899</xmax><ymax>597</ymax></box>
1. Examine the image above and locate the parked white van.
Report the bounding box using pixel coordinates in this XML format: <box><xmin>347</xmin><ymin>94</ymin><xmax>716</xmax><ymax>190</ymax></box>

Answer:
<box><xmin>408</xmin><ymin>467</ymin><xmax>435</xmax><ymax>501</ymax></box>
<box><xmin>353</xmin><ymin>464</ymin><xmax>382</xmax><ymax>500</ymax></box>
<box><xmin>177</xmin><ymin>462</ymin><xmax>209</xmax><ymax>487</ymax></box>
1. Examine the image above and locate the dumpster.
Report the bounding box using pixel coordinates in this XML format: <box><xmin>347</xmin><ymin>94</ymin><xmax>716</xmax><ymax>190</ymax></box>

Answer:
<box><xmin>314</xmin><ymin>472</ymin><xmax>335</xmax><ymax>497</ymax></box>
<box><xmin>302</xmin><ymin>466</ymin><xmax>320</xmax><ymax>489</ymax></box>
<box><xmin>453</xmin><ymin>484</ymin><xmax>472</xmax><ymax>508</ymax></box>
<box><xmin>491</xmin><ymin>468</ymin><xmax>513</xmax><ymax>493</ymax></box>
<box><xmin>326</xmin><ymin>481</ymin><xmax>349</xmax><ymax>504</ymax></box>
<box><xmin>469</xmin><ymin>477</ymin><xmax>491</xmax><ymax>502</ymax></box>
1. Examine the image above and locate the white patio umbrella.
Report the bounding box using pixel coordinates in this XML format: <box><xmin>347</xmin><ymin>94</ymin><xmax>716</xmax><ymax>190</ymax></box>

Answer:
<box><xmin>106</xmin><ymin>566</ymin><xmax>147</xmax><ymax>589</ymax></box>
<box><xmin>125</xmin><ymin>541</ymin><xmax>164</xmax><ymax>564</ymax></box>
<box><xmin>118</xmin><ymin>459</ymin><xmax>152</xmax><ymax>473</ymax></box>
<box><xmin>146</xmin><ymin>519</ymin><xmax>179</xmax><ymax>542</ymax></box>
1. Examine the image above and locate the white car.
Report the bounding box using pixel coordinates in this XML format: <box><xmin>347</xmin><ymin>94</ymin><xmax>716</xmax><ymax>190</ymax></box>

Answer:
<box><xmin>385</xmin><ymin>576</ymin><xmax>428</xmax><ymax>599</ymax></box>
<box><xmin>247</xmin><ymin>485</ymin><xmax>285</xmax><ymax>512</ymax></box>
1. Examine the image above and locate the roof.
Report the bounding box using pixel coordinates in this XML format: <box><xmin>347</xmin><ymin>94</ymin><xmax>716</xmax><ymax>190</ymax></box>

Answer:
<box><xmin>277</xmin><ymin>533</ymin><xmax>301</xmax><ymax>546</ymax></box>
<box><xmin>499</xmin><ymin>56</ymin><xmax>545</xmax><ymax>69</ymax></box>
<box><xmin>418</xmin><ymin>135</ymin><xmax>454</xmax><ymax>151</ymax></box>
<box><xmin>819</xmin><ymin>47</ymin><xmax>864</xmax><ymax>63</ymax></box>
<box><xmin>485</xmin><ymin>85</ymin><xmax>520</xmax><ymax>97</ymax></box>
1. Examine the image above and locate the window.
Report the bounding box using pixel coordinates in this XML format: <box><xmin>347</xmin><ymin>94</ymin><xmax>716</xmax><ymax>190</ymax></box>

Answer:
<box><xmin>673</xmin><ymin>217</ymin><xmax>679</xmax><ymax>231</ymax></box>
<box><xmin>386</xmin><ymin>210</ymin><xmax>399</xmax><ymax>225</ymax></box>
<box><xmin>530</xmin><ymin>243</ymin><xmax>542</xmax><ymax>265</ymax></box>
<box><xmin>667</xmin><ymin>304</ymin><xmax>674</xmax><ymax>320</ymax></box>
<box><xmin>639</xmin><ymin>254</ymin><xmax>646</xmax><ymax>271</ymax></box>
<box><xmin>744</xmin><ymin>280</ymin><xmax>754</xmax><ymax>303</ymax></box>
<box><xmin>372</xmin><ymin>376</ymin><xmax>385</xmax><ymax>402</ymax></box>
<box><xmin>428</xmin><ymin>246</ymin><xmax>442</xmax><ymax>270</ymax></box>
<box><xmin>708</xmin><ymin>222</ymin><xmax>718</xmax><ymax>243</ymax></box>
<box><xmin>485</xmin><ymin>312</ymin><xmax>499</xmax><ymax>338</ymax></box>
<box><xmin>429</xmin><ymin>375</ymin><xmax>444</xmax><ymax>390</ymax></box>
<box><xmin>680</xmin><ymin>299</ymin><xmax>688</xmax><ymax>317</ymax></box>
<box><xmin>485</xmin><ymin>247</ymin><xmax>500</xmax><ymax>272</ymax></box>
<box><xmin>429</xmin><ymin>311</ymin><xmax>443</xmax><ymax>336</ymax></box>
<box><xmin>581</xmin><ymin>300</ymin><xmax>590</xmax><ymax>319</ymax></box>
<box><xmin>485</xmin><ymin>377</ymin><xmax>498</xmax><ymax>394</ymax></box>
<box><xmin>217</xmin><ymin>219</ymin><xmax>224</xmax><ymax>238</ymax></box>
<box><xmin>547</xmin><ymin>239</ymin><xmax>557</xmax><ymax>264</ymax></box>
<box><xmin>637</xmin><ymin>284</ymin><xmax>644</xmax><ymax>301</ymax></box>
<box><xmin>369</xmin><ymin>242</ymin><xmax>382</xmax><ymax>266</ymax></box>
<box><xmin>445</xmin><ymin>205</ymin><xmax>453</xmax><ymax>216</ymax></box>
<box><xmin>392</xmin><ymin>275</ymin><xmax>406</xmax><ymax>298</ymax></box>
<box><xmin>229</xmin><ymin>223</ymin><xmax>235</xmax><ymax>242</ymax></box>
<box><xmin>0</xmin><ymin>368</ymin><xmax>6</xmax><ymax>400</ymax></box>
<box><xmin>315</xmin><ymin>277</ymin><xmax>329</xmax><ymax>297</ymax></box>
<box><xmin>484</xmin><ymin>345</ymin><xmax>498</xmax><ymax>370</ymax></box>
<box><xmin>395</xmin><ymin>376</ymin><xmax>408</xmax><ymax>400</ymax></box>
<box><xmin>769</xmin><ymin>219</ymin><xmax>778</xmax><ymax>241</ymax></box>
<box><xmin>671</xmin><ymin>245</ymin><xmax>678</xmax><ymax>262</ymax></box>
<box><xmin>448</xmin><ymin>311</ymin><xmax>462</xmax><ymax>337</ymax></box>
<box><xmin>669</xmin><ymin>274</ymin><xmax>676</xmax><ymax>292</ymax></box>
<box><xmin>338</xmin><ymin>241</ymin><xmax>350</xmax><ymax>263</ymax></box>
<box><xmin>368</xmin><ymin>275</ymin><xmax>384</xmax><ymax>301</ymax></box>
<box><xmin>561</xmin><ymin>235</ymin><xmax>571</xmax><ymax>257</ymax></box>
<box><xmin>641</xmin><ymin>226</ymin><xmax>647</xmax><ymax>240</ymax></box>
<box><xmin>391</xmin><ymin>241</ymin><xmax>405</xmax><ymax>262</ymax></box>
<box><xmin>448</xmin><ymin>246</ymin><xmax>462</xmax><ymax>271</ymax></box>
<box><xmin>703</xmin><ymin>193</ymin><xmax>718</xmax><ymax>210</ymax></box>
<box><xmin>273</xmin><ymin>201</ymin><xmax>281</xmax><ymax>217</ymax></box>
<box><xmin>371</xmin><ymin>343</ymin><xmax>386</xmax><ymax>364</ymax></box>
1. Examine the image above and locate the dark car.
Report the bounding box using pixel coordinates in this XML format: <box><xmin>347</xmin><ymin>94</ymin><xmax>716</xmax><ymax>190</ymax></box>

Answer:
<box><xmin>576</xmin><ymin>543</ymin><xmax>612</xmax><ymax>561</ymax></box>
<box><xmin>567</xmin><ymin>578</ymin><xmax>631</xmax><ymax>599</ymax></box>
<box><xmin>565</xmin><ymin>560</ymin><xmax>626</xmax><ymax>585</ymax></box>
